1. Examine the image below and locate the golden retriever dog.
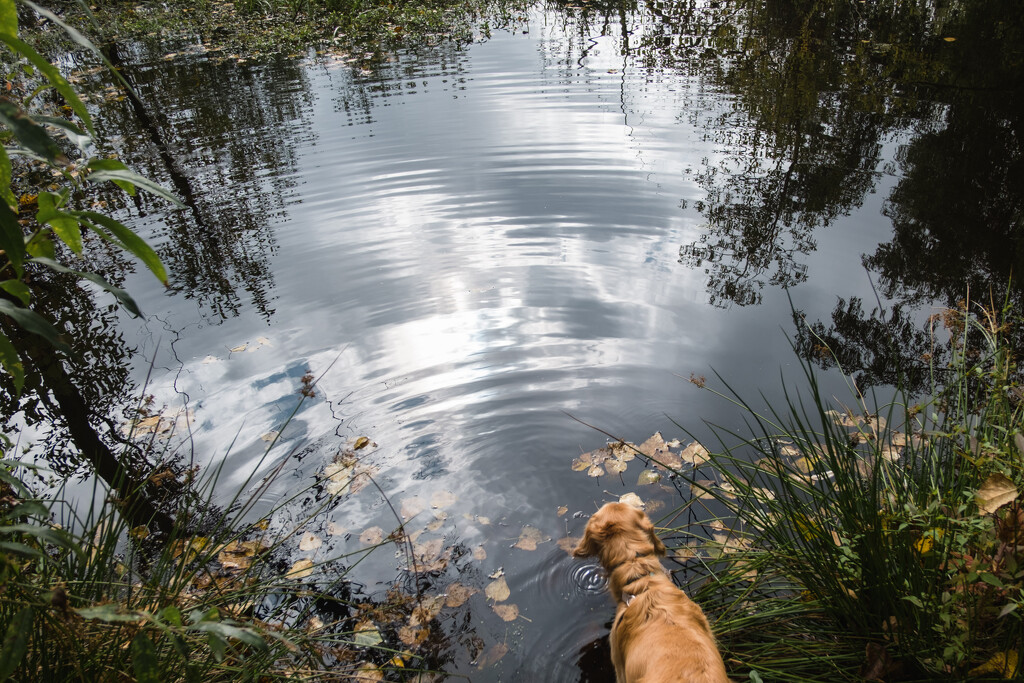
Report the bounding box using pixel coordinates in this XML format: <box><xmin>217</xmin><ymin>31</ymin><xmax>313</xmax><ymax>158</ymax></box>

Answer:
<box><xmin>573</xmin><ymin>502</ymin><xmax>729</xmax><ymax>683</ymax></box>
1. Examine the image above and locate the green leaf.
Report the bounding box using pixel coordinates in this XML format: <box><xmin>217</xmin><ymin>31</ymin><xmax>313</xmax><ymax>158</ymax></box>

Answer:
<box><xmin>75</xmin><ymin>605</ymin><xmax>146</xmax><ymax>623</ymax></box>
<box><xmin>0</xmin><ymin>100</ymin><xmax>63</xmax><ymax>163</ymax></box>
<box><xmin>31</xmin><ymin>115</ymin><xmax>90</xmax><ymax>153</ymax></box>
<box><xmin>36</xmin><ymin>193</ymin><xmax>82</xmax><ymax>254</ymax></box>
<box><xmin>901</xmin><ymin>595</ymin><xmax>924</xmax><ymax>609</ymax></box>
<box><xmin>160</xmin><ymin>605</ymin><xmax>183</xmax><ymax>628</ymax></box>
<box><xmin>0</xmin><ymin>280</ymin><xmax>30</xmax><ymax>306</ymax></box>
<box><xmin>24</xmin><ymin>233</ymin><xmax>55</xmax><ymax>260</ymax></box>
<box><xmin>131</xmin><ymin>633</ymin><xmax>160</xmax><ymax>683</ymax></box>
<box><xmin>74</xmin><ymin>212</ymin><xmax>168</xmax><ymax>285</ymax></box>
<box><xmin>0</xmin><ymin>299</ymin><xmax>70</xmax><ymax>352</ymax></box>
<box><xmin>0</xmin><ymin>540</ymin><xmax>44</xmax><ymax>559</ymax></box>
<box><xmin>0</xmin><ymin>607</ymin><xmax>32</xmax><ymax>680</ymax></box>
<box><xmin>0</xmin><ymin>200</ymin><xmax>22</xmax><ymax>275</ymax></box>
<box><xmin>86</xmin><ymin>167</ymin><xmax>182</xmax><ymax>206</ymax></box>
<box><xmin>0</xmin><ymin>145</ymin><xmax>16</xmax><ymax>209</ymax></box>
<box><xmin>207</xmin><ymin>633</ymin><xmax>226</xmax><ymax>662</ymax></box>
<box><xmin>29</xmin><ymin>258</ymin><xmax>142</xmax><ymax>317</ymax></box>
<box><xmin>0</xmin><ymin>332</ymin><xmax>23</xmax><ymax>395</ymax></box>
<box><xmin>0</xmin><ymin>34</ymin><xmax>92</xmax><ymax>134</ymax></box>
<box><xmin>189</xmin><ymin>621</ymin><xmax>267</xmax><ymax>650</ymax></box>
<box><xmin>0</xmin><ymin>0</ymin><xmax>17</xmax><ymax>39</ymax></box>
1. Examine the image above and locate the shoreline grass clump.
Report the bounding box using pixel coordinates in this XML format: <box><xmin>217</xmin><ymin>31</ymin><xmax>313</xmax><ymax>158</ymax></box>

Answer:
<box><xmin>671</xmin><ymin>299</ymin><xmax>1022</xmax><ymax>681</ymax></box>
<box><xmin>0</xmin><ymin>426</ymin><xmax>438</xmax><ymax>682</ymax></box>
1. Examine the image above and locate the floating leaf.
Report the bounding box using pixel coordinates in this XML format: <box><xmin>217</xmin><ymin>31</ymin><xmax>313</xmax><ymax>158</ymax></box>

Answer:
<box><xmin>287</xmin><ymin>559</ymin><xmax>315</xmax><ymax>580</ymax></box>
<box><xmin>513</xmin><ymin>525</ymin><xmax>549</xmax><ymax>551</ymax></box>
<box><xmin>260</xmin><ymin>431</ymin><xmax>279</xmax><ymax>442</ymax></box>
<box><xmin>354</xmin><ymin>436</ymin><xmax>370</xmax><ymax>450</ymax></box>
<box><xmin>492</xmin><ymin>603</ymin><xmax>519</xmax><ymax>621</ymax></box>
<box><xmin>431</xmin><ymin>490</ymin><xmax>457</xmax><ymax>508</ymax></box>
<box><xmin>476</xmin><ymin>642</ymin><xmax>508</xmax><ymax>669</ymax></box>
<box><xmin>977</xmin><ymin>474</ymin><xmax>1019</xmax><ymax>515</ymax></box>
<box><xmin>400</xmin><ymin>496</ymin><xmax>426</xmax><ymax>520</ymax></box>
<box><xmin>352</xmin><ymin>621</ymin><xmax>383</xmax><ymax>647</ymax></box>
<box><xmin>606</xmin><ymin>459</ymin><xmax>628</xmax><ymax>474</ymax></box>
<box><xmin>587</xmin><ymin>464</ymin><xmax>605</xmax><ymax>478</ymax></box>
<box><xmin>637</xmin><ymin>470</ymin><xmax>661</xmax><ymax>485</ymax></box>
<box><xmin>445</xmin><ymin>582</ymin><xmax>478</xmax><ymax>608</ymax></box>
<box><xmin>298</xmin><ymin>532</ymin><xmax>322</xmax><ymax>552</ymax></box>
<box><xmin>229</xmin><ymin>343</ymin><xmax>248</xmax><ymax>353</ymax></box>
<box><xmin>556</xmin><ymin>505</ymin><xmax>568</xmax><ymax>516</ymax></box>
<box><xmin>409</xmin><ymin>595</ymin><xmax>445</xmax><ymax>627</ymax></box>
<box><xmin>619</xmin><ymin>492</ymin><xmax>645</xmax><ymax>509</ymax></box>
<box><xmin>326</xmin><ymin>521</ymin><xmax>347</xmax><ymax>536</ymax></box>
<box><xmin>557</xmin><ymin>536</ymin><xmax>580</xmax><ymax>555</ymax></box>
<box><xmin>638</xmin><ymin>433</ymin><xmax>670</xmax><ymax>458</ymax></box>
<box><xmin>359</xmin><ymin>526</ymin><xmax>384</xmax><ymax>546</ymax></box>
<box><xmin>217</xmin><ymin>540</ymin><xmax>267</xmax><ymax>570</ymax></box>
<box><xmin>473</xmin><ymin>545</ymin><xmax>487</xmax><ymax>561</ymax></box>
<box><xmin>609</xmin><ymin>441</ymin><xmax>637</xmax><ymax>462</ymax></box>
<box><xmin>680</xmin><ymin>442</ymin><xmax>710</xmax><ymax>465</ymax></box>
<box><xmin>488</xmin><ymin>568</ymin><xmax>504</xmax><ymax>579</ymax></box>
<box><xmin>485</xmin><ymin>577</ymin><xmax>510</xmax><ymax>602</ymax></box>
<box><xmin>398</xmin><ymin>625</ymin><xmax>429</xmax><ymax>646</ymax></box>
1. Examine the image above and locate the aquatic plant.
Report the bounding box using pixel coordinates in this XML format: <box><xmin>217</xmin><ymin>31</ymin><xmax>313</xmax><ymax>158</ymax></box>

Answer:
<box><xmin>669</xmin><ymin>298</ymin><xmax>1023</xmax><ymax>680</ymax></box>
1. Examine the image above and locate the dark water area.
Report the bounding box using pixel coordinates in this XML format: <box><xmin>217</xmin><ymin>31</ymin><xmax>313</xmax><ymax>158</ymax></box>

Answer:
<box><xmin>22</xmin><ymin>0</ymin><xmax>1024</xmax><ymax>678</ymax></box>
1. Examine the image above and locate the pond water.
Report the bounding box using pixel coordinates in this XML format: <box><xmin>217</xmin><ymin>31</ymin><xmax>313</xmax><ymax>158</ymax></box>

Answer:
<box><xmin>54</xmin><ymin>0</ymin><xmax>1024</xmax><ymax>678</ymax></box>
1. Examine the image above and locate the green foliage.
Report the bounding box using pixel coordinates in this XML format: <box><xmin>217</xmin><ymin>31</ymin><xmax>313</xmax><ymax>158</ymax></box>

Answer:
<box><xmin>673</xmin><ymin>299</ymin><xmax>1023</xmax><ymax>680</ymax></box>
<box><xmin>0</xmin><ymin>0</ymin><xmax>178</xmax><ymax>394</ymax></box>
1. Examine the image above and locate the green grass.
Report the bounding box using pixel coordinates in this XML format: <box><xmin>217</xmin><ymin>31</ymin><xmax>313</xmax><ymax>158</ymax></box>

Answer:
<box><xmin>666</xmin><ymin>298</ymin><xmax>1023</xmax><ymax>681</ymax></box>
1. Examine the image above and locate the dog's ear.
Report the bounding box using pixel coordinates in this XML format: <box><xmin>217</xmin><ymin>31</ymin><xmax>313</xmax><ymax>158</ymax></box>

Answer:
<box><xmin>640</xmin><ymin>513</ymin><xmax>667</xmax><ymax>556</ymax></box>
<box><xmin>572</xmin><ymin>516</ymin><xmax>607</xmax><ymax>558</ymax></box>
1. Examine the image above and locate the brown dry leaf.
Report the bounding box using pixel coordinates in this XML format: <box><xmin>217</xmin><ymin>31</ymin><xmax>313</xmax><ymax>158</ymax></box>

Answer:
<box><xmin>680</xmin><ymin>442</ymin><xmax>710</xmax><ymax>466</ymax></box>
<box><xmin>476</xmin><ymin>642</ymin><xmax>509</xmax><ymax>669</ymax></box>
<box><xmin>171</xmin><ymin>536</ymin><xmax>209</xmax><ymax>561</ymax></box>
<box><xmin>619</xmin><ymin>492</ymin><xmax>644</xmax><ymax>509</ymax></box>
<box><xmin>571</xmin><ymin>458</ymin><xmax>589</xmax><ymax>472</ymax></box>
<box><xmin>488</xmin><ymin>568</ymin><xmax>505</xmax><ymax>579</ymax></box>
<box><xmin>307</xmin><ymin>615</ymin><xmax>325</xmax><ymax>632</ymax></box>
<box><xmin>485</xmin><ymin>577</ymin><xmax>511</xmax><ymax>602</ymax></box>
<box><xmin>286</xmin><ymin>558</ymin><xmax>315</xmax><ymax>580</ymax></box>
<box><xmin>218</xmin><ymin>540</ymin><xmax>268</xmax><ymax>570</ymax></box>
<box><xmin>605</xmin><ymin>459</ymin><xmax>628</xmax><ymax>474</ymax></box>
<box><xmin>977</xmin><ymin>474</ymin><xmax>1019</xmax><ymax>515</ymax></box>
<box><xmin>298</xmin><ymin>532</ymin><xmax>323</xmax><ymax>552</ymax></box>
<box><xmin>430</xmin><ymin>490</ymin><xmax>457</xmax><ymax>509</ymax></box>
<box><xmin>445</xmin><ymin>582</ymin><xmax>478</xmax><ymax>608</ymax></box>
<box><xmin>638</xmin><ymin>433</ymin><xmax>669</xmax><ymax>458</ymax></box>
<box><xmin>354</xmin><ymin>436</ymin><xmax>371</xmax><ymax>450</ymax></box>
<box><xmin>260</xmin><ymin>431</ymin><xmax>279</xmax><ymax>442</ymax></box>
<box><xmin>425</xmin><ymin>513</ymin><xmax>447</xmax><ymax>532</ymax></box>
<box><xmin>401</xmin><ymin>497</ymin><xmax>426</xmax><ymax>520</ymax></box>
<box><xmin>609</xmin><ymin>441</ymin><xmax>637</xmax><ymax>462</ymax></box>
<box><xmin>398</xmin><ymin>624</ymin><xmax>429</xmax><ymax>646</ymax></box>
<box><xmin>492</xmin><ymin>603</ymin><xmax>519</xmax><ymax>621</ymax></box>
<box><xmin>674</xmin><ymin>541</ymin><xmax>699</xmax><ymax>562</ymax></box>
<box><xmin>556</xmin><ymin>506</ymin><xmax>568</xmax><ymax>516</ymax></box>
<box><xmin>229</xmin><ymin>343</ymin><xmax>248</xmax><ymax>353</ymax></box>
<box><xmin>360</xmin><ymin>526</ymin><xmax>385</xmax><ymax>546</ymax></box>
<box><xmin>473</xmin><ymin>544</ymin><xmax>487</xmax><ymax>561</ymax></box>
<box><xmin>326</xmin><ymin>521</ymin><xmax>347</xmax><ymax>536</ymax></box>
<box><xmin>348</xmin><ymin>469</ymin><xmax>375</xmax><ymax>495</ymax></box>
<box><xmin>412</xmin><ymin>538</ymin><xmax>444</xmax><ymax>563</ymax></box>
<box><xmin>557</xmin><ymin>536</ymin><xmax>580</xmax><ymax>555</ymax></box>
<box><xmin>587</xmin><ymin>464</ymin><xmax>605</xmax><ymax>478</ymax></box>
<box><xmin>514</xmin><ymin>525</ymin><xmax>549</xmax><ymax>551</ymax></box>
<box><xmin>353</xmin><ymin>663</ymin><xmax>384</xmax><ymax>682</ymax></box>
<box><xmin>409</xmin><ymin>595</ymin><xmax>445</xmax><ymax>626</ymax></box>
<box><xmin>646</xmin><ymin>499</ymin><xmax>665</xmax><ymax>513</ymax></box>
<box><xmin>690</xmin><ymin>481</ymin><xmax>717</xmax><ymax>501</ymax></box>
<box><xmin>323</xmin><ymin>462</ymin><xmax>354</xmax><ymax>496</ymax></box>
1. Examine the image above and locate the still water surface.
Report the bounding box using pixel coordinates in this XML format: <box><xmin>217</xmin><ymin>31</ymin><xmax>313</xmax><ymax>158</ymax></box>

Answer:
<box><xmin>74</xmin><ymin>1</ymin><xmax>1021</xmax><ymax>677</ymax></box>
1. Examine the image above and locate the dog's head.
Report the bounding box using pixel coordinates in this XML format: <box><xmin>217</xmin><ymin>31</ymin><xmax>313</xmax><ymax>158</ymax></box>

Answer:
<box><xmin>572</xmin><ymin>502</ymin><xmax>667</xmax><ymax>568</ymax></box>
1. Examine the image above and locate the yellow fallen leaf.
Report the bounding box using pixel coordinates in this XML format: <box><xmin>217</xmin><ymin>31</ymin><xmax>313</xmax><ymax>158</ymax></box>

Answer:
<box><xmin>637</xmin><ymin>470</ymin><xmax>661</xmax><ymax>485</ymax></box>
<box><xmin>298</xmin><ymin>532</ymin><xmax>322</xmax><ymax>551</ymax></box>
<box><xmin>352</xmin><ymin>620</ymin><xmax>383</xmax><ymax>647</ymax></box>
<box><xmin>557</xmin><ymin>505</ymin><xmax>568</xmax><ymax>516</ymax></box>
<box><xmin>398</xmin><ymin>624</ymin><xmax>428</xmax><ymax>645</ymax></box>
<box><xmin>492</xmin><ymin>603</ymin><xmax>519</xmax><ymax>621</ymax></box>
<box><xmin>286</xmin><ymin>558</ymin><xmax>315</xmax><ymax>580</ymax></box>
<box><xmin>969</xmin><ymin>650</ymin><xmax>1018</xmax><ymax>678</ymax></box>
<box><xmin>260</xmin><ymin>431</ymin><xmax>279</xmax><ymax>442</ymax></box>
<box><xmin>485</xmin><ymin>577</ymin><xmax>510</xmax><ymax>602</ymax></box>
<box><xmin>680</xmin><ymin>442</ymin><xmax>710</xmax><ymax>465</ymax></box>
<box><xmin>354</xmin><ymin>436</ymin><xmax>370</xmax><ymax>450</ymax></box>
<box><xmin>587</xmin><ymin>464</ymin><xmax>605</xmax><ymax>478</ymax></box>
